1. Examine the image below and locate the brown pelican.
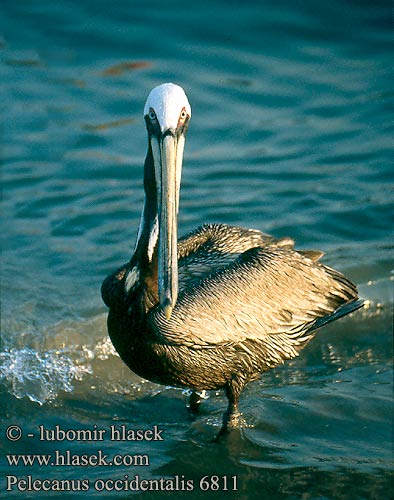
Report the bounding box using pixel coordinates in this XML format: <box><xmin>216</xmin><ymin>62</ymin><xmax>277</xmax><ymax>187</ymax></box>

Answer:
<box><xmin>102</xmin><ymin>83</ymin><xmax>363</xmax><ymax>435</ymax></box>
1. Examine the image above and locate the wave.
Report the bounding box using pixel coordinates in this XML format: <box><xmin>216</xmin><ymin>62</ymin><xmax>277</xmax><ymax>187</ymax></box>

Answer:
<box><xmin>0</xmin><ymin>273</ymin><xmax>391</xmax><ymax>406</ymax></box>
<box><xmin>0</xmin><ymin>325</ymin><xmax>118</xmax><ymax>405</ymax></box>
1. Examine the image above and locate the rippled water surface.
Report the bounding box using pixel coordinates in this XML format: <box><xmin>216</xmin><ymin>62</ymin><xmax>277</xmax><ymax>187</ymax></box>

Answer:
<box><xmin>1</xmin><ymin>1</ymin><xmax>392</xmax><ymax>498</ymax></box>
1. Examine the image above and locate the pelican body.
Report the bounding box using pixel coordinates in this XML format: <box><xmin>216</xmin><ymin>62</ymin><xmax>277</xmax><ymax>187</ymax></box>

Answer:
<box><xmin>102</xmin><ymin>83</ymin><xmax>362</xmax><ymax>434</ymax></box>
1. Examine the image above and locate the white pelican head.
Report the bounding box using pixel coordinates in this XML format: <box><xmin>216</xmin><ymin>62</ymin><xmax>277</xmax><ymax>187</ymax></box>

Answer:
<box><xmin>143</xmin><ymin>83</ymin><xmax>191</xmax><ymax>318</ymax></box>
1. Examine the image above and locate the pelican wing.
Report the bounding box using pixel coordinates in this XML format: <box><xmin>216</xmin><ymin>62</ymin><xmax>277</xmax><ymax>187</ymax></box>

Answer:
<box><xmin>177</xmin><ymin>223</ymin><xmax>295</xmax><ymax>289</ymax></box>
<box><xmin>149</xmin><ymin>245</ymin><xmax>358</xmax><ymax>356</ymax></box>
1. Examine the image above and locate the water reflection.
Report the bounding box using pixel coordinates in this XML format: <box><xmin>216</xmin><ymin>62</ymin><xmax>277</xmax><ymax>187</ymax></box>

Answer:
<box><xmin>1</xmin><ymin>0</ymin><xmax>392</xmax><ymax>497</ymax></box>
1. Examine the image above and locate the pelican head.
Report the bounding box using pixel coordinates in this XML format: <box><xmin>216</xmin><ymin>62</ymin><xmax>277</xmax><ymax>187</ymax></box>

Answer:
<box><xmin>144</xmin><ymin>83</ymin><xmax>191</xmax><ymax>318</ymax></box>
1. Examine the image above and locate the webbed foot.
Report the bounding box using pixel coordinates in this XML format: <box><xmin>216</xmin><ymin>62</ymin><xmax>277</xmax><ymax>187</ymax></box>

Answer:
<box><xmin>187</xmin><ymin>390</ymin><xmax>208</xmax><ymax>414</ymax></box>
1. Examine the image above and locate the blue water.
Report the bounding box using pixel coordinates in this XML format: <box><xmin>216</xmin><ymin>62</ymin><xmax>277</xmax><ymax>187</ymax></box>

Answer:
<box><xmin>1</xmin><ymin>1</ymin><xmax>392</xmax><ymax>498</ymax></box>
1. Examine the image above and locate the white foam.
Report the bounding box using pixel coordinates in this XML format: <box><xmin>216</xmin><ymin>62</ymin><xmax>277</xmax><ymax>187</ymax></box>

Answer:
<box><xmin>0</xmin><ymin>347</ymin><xmax>92</xmax><ymax>405</ymax></box>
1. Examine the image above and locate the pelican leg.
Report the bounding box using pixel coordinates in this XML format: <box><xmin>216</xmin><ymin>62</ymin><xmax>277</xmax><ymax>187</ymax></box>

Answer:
<box><xmin>188</xmin><ymin>391</ymin><xmax>202</xmax><ymax>413</ymax></box>
<box><xmin>218</xmin><ymin>380</ymin><xmax>242</xmax><ymax>436</ymax></box>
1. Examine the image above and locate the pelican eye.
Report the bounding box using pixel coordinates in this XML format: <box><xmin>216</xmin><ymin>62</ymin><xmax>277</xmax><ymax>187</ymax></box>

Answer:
<box><xmin>148</xmin><ymin>108</ymin><xmax>157</xmax><ymax>121</ymax></box>
<box><xmin>178</xmin><ymin>107</ymin><xmax>188</xmax><ymax>126</ymax></box>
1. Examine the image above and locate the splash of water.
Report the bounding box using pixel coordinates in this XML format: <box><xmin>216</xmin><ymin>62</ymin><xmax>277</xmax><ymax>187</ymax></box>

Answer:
<box><xmin>0</xmin><ymin>347</ymin><xmax>92</xmax><ymax>405</ymax></box>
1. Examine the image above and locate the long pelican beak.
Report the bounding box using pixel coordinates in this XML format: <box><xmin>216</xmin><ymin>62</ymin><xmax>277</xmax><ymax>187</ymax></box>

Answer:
<box><xmin>154</xmin><ymin>132</ymin><xmax>184</xmax><ymax>319</ymax></box>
